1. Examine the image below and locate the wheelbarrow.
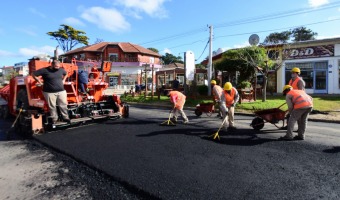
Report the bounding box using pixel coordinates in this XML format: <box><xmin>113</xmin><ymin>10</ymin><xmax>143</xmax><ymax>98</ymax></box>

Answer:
<box><xmin>194</xmin><ymin>102</ymin><xmax>215</xmax><ymax>117</ymax></box>
<box><xmin>250</xmin><ymin>103</ymin><xmax>288</xmax><ymax>130</ymax></box>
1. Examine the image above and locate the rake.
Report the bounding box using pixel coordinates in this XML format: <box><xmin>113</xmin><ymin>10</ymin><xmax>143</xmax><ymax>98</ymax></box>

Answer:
<box><xmin>160</xmin><ymin>108</ymin><xmax>176</xmax><ymax>126</ymax></box>
<box><xmin>209</xmin><ymin>115</ymin><xmax>228</xmax><ymax>140</ymax></box>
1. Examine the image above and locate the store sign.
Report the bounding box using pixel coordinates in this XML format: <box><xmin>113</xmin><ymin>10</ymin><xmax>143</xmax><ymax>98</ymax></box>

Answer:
<box><xmin>283</xmin><ymin>45</ymin><xmax>334</xmax><ymax>59</ymax></box>
<box><xmin>106</xmin><ymin>72</ymin><xmax>120</xmax><ymax>76</ymax></box>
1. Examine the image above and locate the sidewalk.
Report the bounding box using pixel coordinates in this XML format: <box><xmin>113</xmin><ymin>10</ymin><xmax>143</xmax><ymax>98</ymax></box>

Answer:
<box><xmin>128</xmin><ymin>102</ymin><xmax>340</xmax><ymax>124</ymax></box>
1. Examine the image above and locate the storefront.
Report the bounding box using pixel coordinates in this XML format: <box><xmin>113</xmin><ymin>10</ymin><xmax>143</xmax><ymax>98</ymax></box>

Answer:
<box><xmin>277</xmin><ymin>38</ymin><xmax>340</xmax><ymax>94</ymax></box>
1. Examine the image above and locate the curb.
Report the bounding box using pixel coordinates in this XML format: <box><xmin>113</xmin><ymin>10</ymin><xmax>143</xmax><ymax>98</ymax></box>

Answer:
<box><xmin>127</xmin><ymin>102</ymin><xmax>340</xmax><ymax>124</ymax></box>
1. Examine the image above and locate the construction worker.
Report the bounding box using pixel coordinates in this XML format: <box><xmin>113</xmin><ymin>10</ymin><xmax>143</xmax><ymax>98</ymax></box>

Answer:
<box><xmin>279</xmin><ymin>85</ymin><xmax>313</xmax><ymax>141</ymax></box>
<box><xmin>211</xmin><ymin>80</ymin><xmax>223</xmax><ymax>118</ymax></box>
<box><xmin>220</xmin><ymin>82</ymin><xmax>240</xmax><ymax>130</ymax></box>
<box><xmin>289</xmin><ymin>67</ymin><xmax>305</xmax><ymax>90</ymax></box>
<box><xmin>168</xmin><ymin>91</ymin><xmax>189</xmax><ymax>124</ymax></box>
<box><xmin>33</xmin><ymin>60</ymin><xmax>70</xmax><ymax>124</ymax></box>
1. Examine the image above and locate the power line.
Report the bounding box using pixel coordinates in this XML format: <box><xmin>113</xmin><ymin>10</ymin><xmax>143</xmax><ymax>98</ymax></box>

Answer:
<box><xmin>214</xmin><ymin>18</ymin><xmax>340</xmax><ymax>39</ymax></box>
<box><xmin>195</xmin><ymin>39</ymin><xmax>210</xmax><ymax>61</ymax></box>
<box><xmin>143</xmin><ymin>1</ymin><xmax>340</xmax><ymax>62</ymax></box>
<box><xmin>138</xmin><ymin>1</ymin><xmax>340</xmax><ymax>47</ymax></box>
<box><xmin>215</xmin><ymin>1</ymin><xmax>340</xmax><ymax>28</ymax></box>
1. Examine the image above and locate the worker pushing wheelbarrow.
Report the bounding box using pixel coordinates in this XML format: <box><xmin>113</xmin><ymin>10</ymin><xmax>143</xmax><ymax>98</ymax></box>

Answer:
<box><xmin>250</xmin><ymin>103</ymin><xmax>288</xmax><ymax>130</ymax></box>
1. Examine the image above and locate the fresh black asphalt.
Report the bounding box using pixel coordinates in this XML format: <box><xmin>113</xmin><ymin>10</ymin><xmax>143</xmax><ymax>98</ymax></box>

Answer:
<box><xmin>33</xmin><ymin>106</ymin><xmax>340</xmax><ymax>200</ymax></box>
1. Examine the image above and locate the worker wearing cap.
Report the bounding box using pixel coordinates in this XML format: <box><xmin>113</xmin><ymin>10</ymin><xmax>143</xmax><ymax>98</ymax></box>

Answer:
<box><xmin>220</xmin><ymin>82</ymin><xmax>239</xmax><ymax>130</ymax></box>
<box><xmin>289</xmin><ymin>67</ymin><xmax>305</xmax><ymax>90</ymax></box>
<box><xmin>168</xmin><ymin>91</ymin><xmax>189</xmax><ymax>124</ymax></box>
<box><xmin>211</xmin><ymin>80</ymin><xmax>223</xmax><ymax>118</ymax></box>
<box><xmin>279</xmin><ymin>85</ymin><xmax>313</xmax><ymax>141</ymax></box>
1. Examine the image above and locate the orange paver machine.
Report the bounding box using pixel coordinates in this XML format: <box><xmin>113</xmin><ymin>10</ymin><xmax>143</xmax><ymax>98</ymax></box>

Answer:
<box><xmin>0</xmin><ymin>49</ymin><xmax>128</xmax><ymax>135</ymax></box>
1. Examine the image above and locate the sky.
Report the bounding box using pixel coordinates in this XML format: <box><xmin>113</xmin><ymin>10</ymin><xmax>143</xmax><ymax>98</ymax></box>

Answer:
<box><xmin>1</xmin><ymin>0</ymin><xmax>340</xmax><ymax>67</ymax></box>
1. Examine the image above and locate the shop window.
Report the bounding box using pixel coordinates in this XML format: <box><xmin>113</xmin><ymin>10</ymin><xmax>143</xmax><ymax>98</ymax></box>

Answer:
<box><xmin>286</xmin><ymin>62</ymin><xmax>314</xmax><ymax>89</ymax></box>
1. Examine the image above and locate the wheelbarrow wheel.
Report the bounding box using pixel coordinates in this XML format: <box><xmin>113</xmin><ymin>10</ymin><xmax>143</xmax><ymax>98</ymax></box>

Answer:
<box><xmin>195</xmin><ymin>109</ymin><xmax>202</xmax><ymax>117</ymax></box>
<box><xmin>251</xmin><ymin>117</ymin><xmax>264</xmax><ymax>130</ymax></box>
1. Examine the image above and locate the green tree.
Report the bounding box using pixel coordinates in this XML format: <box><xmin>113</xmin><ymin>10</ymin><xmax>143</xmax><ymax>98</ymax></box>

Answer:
<box><xmin>147</xmin><ymin>47</ymin><xmax>159</xmax><ymax>53</ymax></box>
<box><xmin>215</xmin><ymin>46</ymin><xmax>272</xmax><ymax>101</ymax></box>
<box><xmin>47</xmin><ymin>24</ymin><xmax>89</xmax><ymax>52</ymax></box>
<box><xmin>262</xmin><ymin>26</ymin><xmax>317</xmax><ymax>44</ymax></box>
<box><xmin>161</xmin><ymin>53</ymin><xmax>183</xmax><ymax>65</ymax></box>
<box><xmin>262</xmin><ymin>31</ymin><xmax>291</xmax><ymax>45</ymax></box>
<box><xmin>291</xmin><ymin>26</ymin><xmax>317</xmax><ymax>42</ymax></box>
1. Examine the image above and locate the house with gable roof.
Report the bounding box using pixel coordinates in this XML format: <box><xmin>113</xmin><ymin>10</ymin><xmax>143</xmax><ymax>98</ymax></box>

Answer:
<box><xmin>62</xmin><ymin>42</ymin><xmax>162</xmax><ymax>90</ymax></box>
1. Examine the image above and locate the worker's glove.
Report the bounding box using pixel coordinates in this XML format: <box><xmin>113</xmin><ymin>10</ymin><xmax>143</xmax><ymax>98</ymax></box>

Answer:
<box><xmin>36</xmin><ymin>83</ymin><xmax>43</xmax><ymax>87</ymax></box>
<box><xmin>231</xmin><ymin>103</ymin><xmax>236</xmax><ymax>107</ymax></box>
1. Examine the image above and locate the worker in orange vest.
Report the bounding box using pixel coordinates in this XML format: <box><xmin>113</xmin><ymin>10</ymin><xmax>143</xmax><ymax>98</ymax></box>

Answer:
<box><xmin>168</xmin><ymin>91</ymin><xmax>189</xmax><ymax>124</ymax></box>
<box><xmin>211</xmin><ymin>80</ymin><xmax>223</xmax><ymax>118</ymax></box>
<box><xmin>220</xmin><ymin>82</ymin><xmax>239</xmax><ymax>130</ymax></box>
<box><xmin>279</xmin><ymin>85</ymin><xmax>313</xmax><ymax>141</ymax></box>
<box><xmin>289</xmin><ymin>67</ymin><xmax>305</xmax><ymax>90</ymax></box>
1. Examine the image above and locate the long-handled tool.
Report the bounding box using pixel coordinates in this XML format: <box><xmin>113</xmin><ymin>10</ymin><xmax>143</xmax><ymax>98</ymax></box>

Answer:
<box><xmin>6</xmin><ymin>108</ymin><xmax>23</xmax><ymax>140</ymax></box>
<box><xmin>160</xmin><ymin>108</ymin><xmax>176</xmax><ymax>126</ymax></box>
<box><xmin>209</xmin><ymin>115</ymin><xmax>228</xmax><ymax>140</ymax></box>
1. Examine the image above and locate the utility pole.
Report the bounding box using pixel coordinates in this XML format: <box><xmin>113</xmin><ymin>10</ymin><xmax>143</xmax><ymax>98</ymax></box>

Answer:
<box><xmin>207</xmin><ymin>25</ymin><xmax>213</xmax><ymax>96</ymax></box>
<box><xmin>183</xmin><ymin>52</ymin><xmax>187</xmax><ymax>95</ymax></box>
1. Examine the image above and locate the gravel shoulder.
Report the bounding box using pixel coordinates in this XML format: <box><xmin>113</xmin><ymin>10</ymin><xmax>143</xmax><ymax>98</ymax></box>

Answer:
<box><xmin>0</xmin><ymin>139</ymin><xmax>146</xmax><ymax>200</ymax></box>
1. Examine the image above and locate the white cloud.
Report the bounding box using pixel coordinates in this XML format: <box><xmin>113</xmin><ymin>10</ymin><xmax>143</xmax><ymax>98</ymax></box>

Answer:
<box><xmin>81</xmin><ymin>7</ymin><xmax>130</xmax><ymax>33</ymax></box>
<box><xmin>233</xmin><ymin>41</ymin><xmax>250</xmax><ymax>48</ymax></box>
<box><xmin>316</xmin><ymin>34</ymin><xmax>340</xmax><ymax>39</ymax></box>
<box><xmin>0</xmin><ymin>50</ymin><xmax>17</xmax><ymax>57</ymax></box>
<box><xmin>113</xmin><ymin>0</ymin><xmax>169</xmax><ymax>18</ymax></box>
<box><xmin>18</xmin><ymin>46</ymin><xmax>55</xmax><ymax>57</ymax></box>
<box><xmin>308</xmin><ymin>0</ymin><xmax>329</xmax><ymax>8</ymax></box>
<box><xmin>29</xmin><ymin>7</ymin><xmax>46</xmax><ymax>18</ymax></box>
<box><xmin>162</xmin><ymin>48</ymin><xmax>171</xmax><ymax>54</ymax></box>
<box><xmin>63</xmin><ymin>17</ymin><xmax>86</xmax><ymax>27</ymax></box>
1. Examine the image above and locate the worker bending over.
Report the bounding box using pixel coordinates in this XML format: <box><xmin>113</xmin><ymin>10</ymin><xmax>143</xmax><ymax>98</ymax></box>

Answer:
<box><xmin>289</xmin><ymin>67</ymin><xmax>305</xmax><ymax>90</ymax></box>
<box><xmin>211</xmin><ymin>80</ymin><xmax>223</xmax><ymax>118</ymax></box>
<box><xmin>168</xmin><ymin>91</ymin><xmax>189</xmax><ymax>124</ymax></box>
<box><xmin>279</xmin><ymin>85</ymin><xmax>313</xmax><ymax>141</ymax></box>
<box><xmin>220</xmin><ymin>82</ymin><xmax>239</xmax><ymax>130</ymax></box>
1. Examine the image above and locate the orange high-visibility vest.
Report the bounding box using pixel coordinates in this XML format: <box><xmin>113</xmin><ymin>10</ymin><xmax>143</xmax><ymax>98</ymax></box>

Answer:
<box><xmin>289</xmin><ymin>77</ymin><xmax>302</xmax><ymax>90</ymax></box>
<box><xmin>212</xmin><ymin>85</ymin><xmax>223</xmax><ymax>101</ymax></box>
<box><xmin>169</xmin><ymin>91</ymin><xmax>186</xmax><ymax>110</ymax></box>
<box><xmin>223</xmin><ymin>87</ymin><xmax>236</xmax><ymax>107</ymax></box>
<box><xmin>287</xmin><ymin>90</ymin><xmax>313</xmax><ymax>110</ymax></box>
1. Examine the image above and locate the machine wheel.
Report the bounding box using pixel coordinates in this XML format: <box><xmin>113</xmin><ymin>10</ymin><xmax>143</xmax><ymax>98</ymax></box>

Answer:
<box><xmin>123</xmin><ymin>104</ymin><xmax>129</xmax><ymax>118</ymax></box>
<box><xmin>17</xmin><ymin>88</ymin><xmax>29</xmax><ymax>110</ymax></box>
<box><xmin>251</xmin><ymin>117</ymin><xmax>265</xmax><ymax>130</ymax></box>
<box><xmin>0</xmin><ymin>105</ymin><xmax>9</xmax><ymax>119</ymax></box>
<box><xmin>195</xmin><ymin>109</ymin><xmax>202</xmax><ymax>117</ymax></box>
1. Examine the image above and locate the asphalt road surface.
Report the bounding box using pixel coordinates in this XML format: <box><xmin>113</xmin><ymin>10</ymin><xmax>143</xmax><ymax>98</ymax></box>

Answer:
<box><xmin>31</xmin><ymin>105</ymin><xmax>340</xmax><ymax>200</ymax></box>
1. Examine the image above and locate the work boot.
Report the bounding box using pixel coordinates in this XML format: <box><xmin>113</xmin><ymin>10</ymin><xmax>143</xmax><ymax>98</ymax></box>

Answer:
<box><xmin>278</xmin><ymin>135</ymin><xmax>293</xmax><ymax>141</ymax></box>
<box><xmin>172</xmin><ymin>116</ymin><xmax>177</xmax><ymax>123</ymax></box>
<box><xmin>293</xmin><ymin>135</ymin><xmax>304</xmax><ymax>140</ymax></box>
<box><xmin>183</xmin><ymin>120</ymin><xmax>189</xmax><ymax>124</ymax></box>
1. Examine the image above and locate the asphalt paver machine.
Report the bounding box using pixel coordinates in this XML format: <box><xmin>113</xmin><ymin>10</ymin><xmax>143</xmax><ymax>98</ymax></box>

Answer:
<box><xmin>0</xmin><ymin>49</ymin><xmax>129</xmax><ymax>136</ymax></box>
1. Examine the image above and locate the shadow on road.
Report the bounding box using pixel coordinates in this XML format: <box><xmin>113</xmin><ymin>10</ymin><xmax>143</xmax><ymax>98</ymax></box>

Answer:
<box><xmin>137</xmin><ymin>127</ymin><xmax>278</xmax><ymax>146</ymax></box>
<box><xmin>323</xmin><ymin>146</ymin><xmax>340</xmax><ymax>153</ymax></box>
